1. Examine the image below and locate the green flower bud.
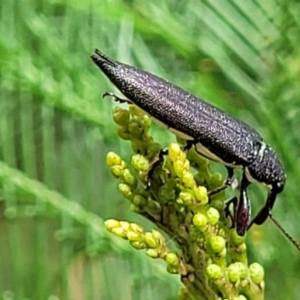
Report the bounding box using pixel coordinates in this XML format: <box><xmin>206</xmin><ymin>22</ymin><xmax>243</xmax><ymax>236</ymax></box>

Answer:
<box><xmin>165</xmin><ymin>252</ymin><xmax>179</xmax><ymax>267</ymax></box>
<box><xmin>129</xmin><ymin>105</ymin><xmax>144</xmax><ymax>117</ymax></box>
<box><xmin>106</xmin><ymin>152</ymin><xmax>122</xmax><ymax>166</ymax></box>
<box><xmin>144</xmin><ymin>232</ymin><xmax>159</xmax><ymax>248</ymax></box>
<box><xmin>146</xmin><ymin>249</ymin><xmax>159</xmax><ymax>258</ymax></box>
<box><xmin>158</xmin><ymin>183</ymin><xmax>176</xmax><ymax>203</ymax></box>
<box><xmin>142</xmin><ymin>114</ymin><xmax>151</xmax><ymax>129</ymax></box>
<box><xmin>118</xmin><ymin>183</ymin><xmax>133</xmax><ymax>199</ymax></box>
<box><xmin>207</xmin><ymin>207</ymin><xmax>220</xmax><ymax>225</ymax></box>
<box><xmin>182</xmin><ymin>171</ymin><xmax>195</xmax><ymax>188</ymax></box>
<box><xmin>117</xmin><ymin>127</ymin><xmax>131</xmax><ymax>140</ymax></box>
<box><xmin>131</xmin><ymin>154</ymin><xmax>150</xmax><ymax>171</ymax></box>
<box><xmin>210</xmin><ymin>236</ymin><xmax>226</xmax><ymax>253</ymax></box>
<box><xmin>128</xmin><ymin>121</ymin><xmax>144</xmax><ymax>139</ymax></box>
<box><xmin>166</xmin><ymin>264</ymin><xmax>178</xmax><ymax>274</ymax></box>
<box><xmin>146</xmin><ymin>143</ymin><xmax>161</xmax><ymax>159</ymax></box>
<box><xmin>193</xmin><ymin>213</ymin><xmax>208</xmax><ymax>227</ymax></box>
<box><xmin>209</xmin><ymin>172</ymin><xmax>223</xmax><ymax>190</ymax></box>
<box><xmin>249</xmin><ymin>263</ymin><xmax>264</xmax><ymax>284</ymax></box>
<box><xmin>206</xmin><ymin>264</ymin><xmax>223</xmax><ymax>280</ymax></box>
<box><xmin>130</xmin><ymin>240</ymin><xmax>147</xmax><ymax>249</ymax></box>
<box><xmin>177</xmin><ymin>191</ymin><xmax>193</xmax><ymax>205</ymax></box>
<box><xmin>132</xmin><ymin>194</ymin><xmax>147</xmax><ymax>206</ymax></box>
<box><xmin>112</xmin><ymin>107</ymin><xmax>130</xmax><ymax>125</ymax></box>
<box><xmin>104</xmin><ymin>219</ymin><xmax>120</xmax><ymax>232</ymax></box>
<box><xmin>194</xmin><ymin>186</ymin><xmax>208</xmax><ymax>204</ymax></box>
<box><xmin>130</xmin><ymin>204</ymin><xmax>143</xmax><ymax>213</ymax></box>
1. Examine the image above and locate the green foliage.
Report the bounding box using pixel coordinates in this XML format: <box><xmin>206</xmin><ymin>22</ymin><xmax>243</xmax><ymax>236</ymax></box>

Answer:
<box><xmin>0</xmin><ymin>0</ymin><xmax>300</xmax><ymax>299</ymax></box>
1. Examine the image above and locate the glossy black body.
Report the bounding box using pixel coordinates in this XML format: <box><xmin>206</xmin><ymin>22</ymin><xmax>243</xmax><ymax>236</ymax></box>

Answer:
<box><xmin>91</xmin><ymin>49</ymin><xmax>286</xmax><ymax>234</ymax></box>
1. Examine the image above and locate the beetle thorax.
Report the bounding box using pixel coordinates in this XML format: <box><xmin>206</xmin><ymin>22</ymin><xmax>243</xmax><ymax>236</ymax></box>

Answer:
<box><xmin>246</xmin><ymin>143</ymin><xmax>286</xmax><ymax>193</ymax></box>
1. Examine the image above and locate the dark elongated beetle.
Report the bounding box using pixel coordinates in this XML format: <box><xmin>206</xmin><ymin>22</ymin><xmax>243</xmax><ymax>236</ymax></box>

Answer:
<box><xmin>91</xmin><ymin>49</ymin><xmax>299</xmax><ymax>250</ymax></box>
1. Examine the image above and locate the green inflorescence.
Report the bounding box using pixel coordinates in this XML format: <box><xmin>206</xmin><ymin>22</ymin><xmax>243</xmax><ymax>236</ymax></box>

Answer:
<box><xmin>104</xmin><ymin>104</ymin><xmax>265</xmax><ymax>300</ymax></box>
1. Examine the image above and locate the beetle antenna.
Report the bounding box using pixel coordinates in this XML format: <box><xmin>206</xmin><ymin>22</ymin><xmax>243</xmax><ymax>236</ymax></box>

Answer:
<box><xmin>269</xmin><ymin>215</ymin><xmax>300</xmax><ymax>252</ymax></box>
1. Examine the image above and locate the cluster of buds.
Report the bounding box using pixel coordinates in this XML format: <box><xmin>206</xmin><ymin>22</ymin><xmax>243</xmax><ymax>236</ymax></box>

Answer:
<box><xmin>105</xmin><ymin>219</ymin><xmax>182</xmax><ymax>273</ymax></box>
<box><xmin>104</xmin><ymin>104</ymin><xmax>265</xmax><ymax>300</ymax></box>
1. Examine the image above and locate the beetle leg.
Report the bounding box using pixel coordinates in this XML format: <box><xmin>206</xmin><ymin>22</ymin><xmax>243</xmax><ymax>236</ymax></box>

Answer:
<box><xmin>103</xmin><ymin>91</ymin><xmax>132</xmax><ymax>104</ymax></box>
<box><xmin>224</xmin><ymin>196</ymin><xmax>238</xmax><ymax>228</ymax></box>
<box><xmin>208</xmin><ymin>167</ymin><xmax>235</xmax><ymax>196</ymax></box>
<box><xmin>248</xmin><ymin>190</ymin><xmax>276</xmax><ymax>228</ymax></box>
<box><xmin>235</xmin><ymin>173</ymin><xmax>251</xmax><ymax>236</ymax></box>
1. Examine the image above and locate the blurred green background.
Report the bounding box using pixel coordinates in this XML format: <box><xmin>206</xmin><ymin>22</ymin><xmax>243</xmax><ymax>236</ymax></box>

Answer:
<box><xmin>0</xmin><ymin>0</ymin><xmax>300</xmax><ymax>299</ymax></box>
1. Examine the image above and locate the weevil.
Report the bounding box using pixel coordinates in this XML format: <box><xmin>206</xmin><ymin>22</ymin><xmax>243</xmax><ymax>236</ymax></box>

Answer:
<box><xmin>91</xmin><ymin>49</ymin><xmax>298</xmax><ymax>247</ymax></box>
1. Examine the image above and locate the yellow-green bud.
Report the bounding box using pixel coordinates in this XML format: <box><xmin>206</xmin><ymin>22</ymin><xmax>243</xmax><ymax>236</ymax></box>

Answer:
<box><xmin>144</xmin><ymin>232</ymin><xmax>159</xmax><ymax>248</ymax></box>
<box><xmin>193</xmin><ymin>213</ymin><xmax>208</xmax><ymax>227</ymax></box>
<box><xmin>237</xmin><ymin>243</ymin><xmax>247</xmax><ymax>253</ymax></box>
<box><xmin>118</xmin><ymin>183</ymin><xmax>133</xmax><ymax>199</ymax></box>
<box><xmin>127</xmin><ymin>231</ymin><xmax>143</xmax><ymax>242</ymax></box>
<box><xmin>111</xmin><ymin>227</ymin><xmax>127</xmax><ymax>238</ymax></box>
<box><xmin>130</xmin><ymin>223</ymin><xmax>144</xmax><ymax>234</ymax></box>
<box><xmin>165</xmin><ymin>252</ymin><xmax>179</xmax><ymax>267</ymax></box>
<box><xmin>230</xmin><ymin>229</ymin><xmax>246</xmax><ymax>245</ymax></box>
<box><xmin>146</xmin><ymin>249</ymin><xmax>159</xmax><ymax>258</ymax></box>
<box><xmin>106</xmin><ymin>152</ymin><xmax>122</xmax><ymax>166</ymax></box>
<box><xmin>206</xmin><ymin>264</ymin><xmax>223</xmax><ymax>280</ymax></box>
<box><xmin>249</xmin><ymin>263</ymin><xmax>264</xmax><ymax>284</ymax></box>
<box><xmin>151</xmin><ymin>230</ymin><xmax>165</xmax><ymax>246</ymax></box>
<box><xmin>237</xmin><ymin>263</ymin><xmax>248</xmax><ymax>279</ymax></box>
<box><xmin>122</xmin><ymin>169</ymin><xmax>136</xmax><ymax>186</ymax></box>
<box><xmin>227</xmin><ymin>263</ymin><xmax>241</xmax><ymax>283</ymax></box>
<box><xmin>207</xmin><ymin>207</ymin><xmax>220</xmax><ymax>225</ymax></box>
<box><xmin>168</xmin><ymin>143</ymin><xmax>183</xmax><ymax>162</ymax></box>
<box><xmin>182</xmin><ymin>171</ymin><xmax>195</xmax><ymax>188</ymax></box>
<box><xmin>210</xmin><ymin>236</ymin><xmax>226</xmax><ymax>253</ymax></box>
<box><xmin>112</xmin><ymin>107</ymin><xmax>130</xmax><ymax>125</ymax></box>
<box><xmin>173</xmin><ymin>160</ymin><xmax>185</xmax><ymax>178</ymax></box>
<box><xmin>194</xmin><ymin>186</ymin><xmax>208</xmax><ymax>204</ymax></box>
<box><xmin>131</xmin><ymin>154</ymin><xmax>150</xmax><ymax>171</ymax></box>
<box><xmin>104</xmin><ymin>219</ymin><xmax>120</xmax><ymax>232</ymax></box>
<box><xmin>119</xmin><ymin>221</ymin><xmax>130</xmax><ymax>231</ymax></box>
<box><xmin>178</xmin><ymin>191</ymin><xmax>193</xmax><ymax>205</ymax></box>
<box><xmin>111</xmin><ymin>165</ymin><xmax>125</xmax><ymax>177</ymax></box>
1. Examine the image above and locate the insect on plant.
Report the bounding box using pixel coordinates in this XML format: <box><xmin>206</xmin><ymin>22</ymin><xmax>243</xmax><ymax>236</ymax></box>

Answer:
<box><xmin>91</xmin><ymin>48</ymin><xmax>300</xmax><ymax>251</ymax></box>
